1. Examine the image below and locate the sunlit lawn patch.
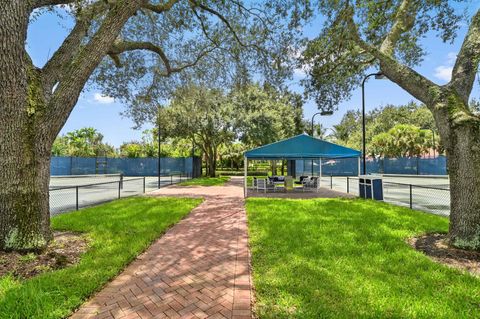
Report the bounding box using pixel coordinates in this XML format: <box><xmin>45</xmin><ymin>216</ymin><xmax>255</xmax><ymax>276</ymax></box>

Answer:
<box><xmin>247</xmin><ymin>198</ymin><xmax>480</xmax><ymax>319</ymax></box>
<box><xmin>178</xmin><ymin>176</ymin><xmax>230</xmax><ymax>186</ymax></box>
<box><xmin>0</xmin><ymin>196</ymin><xmax>201</xmax><ymax>319</ymax></box>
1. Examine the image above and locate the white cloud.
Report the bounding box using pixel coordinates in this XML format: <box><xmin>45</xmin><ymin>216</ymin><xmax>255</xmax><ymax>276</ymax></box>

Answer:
<box><xmin>433</xmin><ymin>52</ymin><xmax>457</xmax><ymax>82</ymax></box>
<box><xmin>434</xmin><ymin>65</ymin><xmax>453</xmax><ymax>82</ymax></box>
<box><xmin>93</xmin><ymin>93</ymin><xmax>114</xmax><ymax>104</ymax></box>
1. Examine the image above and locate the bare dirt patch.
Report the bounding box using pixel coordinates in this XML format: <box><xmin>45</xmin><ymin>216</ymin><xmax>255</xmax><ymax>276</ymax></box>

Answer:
<box><xmin>0</xmin><ymin>231</ymin><xmax>88</xmax><ymax>279</ymax></box>
<box><xmin>409</xmin><ymin>233</ymin><xmax>480</xmax><ymax>276</ymax></box>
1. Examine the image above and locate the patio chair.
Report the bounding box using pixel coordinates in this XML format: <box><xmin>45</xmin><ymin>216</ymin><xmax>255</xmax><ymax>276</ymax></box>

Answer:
<box><xmin>256</xmin><ymin>178</ymin><xmax>276</xmax><ymax>193</ymax></box>
<box><xmin>268</xmin><ymin>176</ymin><xmax>285</xmax><ymax>192</ymax></box>
<box><xmin>295</xmin><ymin>175</ymin><xmax>309</xmax><ymax>185</ymax></box>
<box><xmin>302</xmin><ymin>176</ymin><xmax>320</xmax><ymax>192</ymax></box>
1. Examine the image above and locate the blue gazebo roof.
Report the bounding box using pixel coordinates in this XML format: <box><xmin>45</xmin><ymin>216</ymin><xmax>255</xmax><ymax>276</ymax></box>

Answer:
<box><xmin>244</xmin><ymin>133</ymin><xmax>361</xmax><ymax>160</ymax></box>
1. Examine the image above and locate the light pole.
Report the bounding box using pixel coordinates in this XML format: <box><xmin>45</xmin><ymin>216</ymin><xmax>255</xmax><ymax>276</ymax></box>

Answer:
<box><xmin>311</xmin><ymin>110</ymin><xmax>333</xmax><ymax>137</ymax></box>
<box><xmin>421</xmin><ymin>127</ymin><xmax>436</xmax><ymax>158</ymax></box>
<box><xmin>361</xmin><ymin>72</ymin><xmax>386</xmax><ymax>175</ymax></box>
<box><xmin>310</xmin><ymin>110</ymin><xmax>333</xmax><ymax>175</ymax></box>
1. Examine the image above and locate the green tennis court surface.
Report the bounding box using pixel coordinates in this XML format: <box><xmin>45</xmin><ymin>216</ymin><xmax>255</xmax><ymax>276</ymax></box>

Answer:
<box><xmin>49</xmin><ymin>175</ymin><xmax>185</xmax><ymax>215</ymax></box>
<box><xmin>321</xmin><ymin>175</ymin><xmax>450</xmax><ymax>216</ymax></box>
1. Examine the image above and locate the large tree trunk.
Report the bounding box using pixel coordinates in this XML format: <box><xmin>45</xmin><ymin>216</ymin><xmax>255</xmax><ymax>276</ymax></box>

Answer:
<box><xmin>0</xmin><ymin>1</ymin><xmax>142</xmax><ymax>251</ymax></box>
<box><xmin>431</xmin><ymin>94</ymin><xmax>480</xmax><ymax>250</ymax></box>
<box><xmin>444</xmin><ymin>121</ymin><xmax>480</xmax><ymax>250</ymax></box>
<box><xmin>0</xmin><ymin>2</ymin><xmax>52</xmax><ymax>251</ymax></box>
<box><xmin>0</xmin><ymin>149</ymin><xmax>52</xmax><ymax>251</ymax></box>
<box><xmin>208</xmin><ymin>154</ymin><xmax>216</xmax><ymax>177</ymax></box>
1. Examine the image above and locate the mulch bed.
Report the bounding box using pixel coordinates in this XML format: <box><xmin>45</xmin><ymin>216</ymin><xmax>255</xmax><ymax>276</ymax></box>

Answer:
<box><xmin>409</xmin><ymin>233</ymin><xmax>480</xmax><ymax>276</ymax></box>
<box><xmin>0</xmin><ymin>231</ymin><xmax>88</xmax><ymax>279</ymax></box>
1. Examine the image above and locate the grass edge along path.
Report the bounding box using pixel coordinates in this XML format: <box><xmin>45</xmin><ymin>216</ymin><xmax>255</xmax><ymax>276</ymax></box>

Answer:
<box><xmin>178</xmin><ymin>176</ymin><xmax>230</xmax><ymax>186</ymax></box>
<box><xmin>0</xmin><ymin>196</ymin><xmax>201</xmax><ymax>319</ymax></box>
<box><xmin>246</xmin><ymin>197</ymin><xmax>480</xmax><ymax>319</ymax></box>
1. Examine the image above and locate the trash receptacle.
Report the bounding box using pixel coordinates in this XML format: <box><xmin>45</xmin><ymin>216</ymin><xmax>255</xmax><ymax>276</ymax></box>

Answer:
<box><xmin>359</xmin><ymin>175</ymin><xmax>383</xmax><ymax>200</ymax></box>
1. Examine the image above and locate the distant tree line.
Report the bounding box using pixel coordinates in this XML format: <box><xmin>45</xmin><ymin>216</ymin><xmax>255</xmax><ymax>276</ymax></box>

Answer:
<box><xmin>54</xmin><ymin>101</ymin><xmax>455</xmax><ymax>172</ymax></box>
<box><xmin>52</xmin><ymin>82</ymin><xmax>307</xmax><ymax>177</ymax></box>
<box><xmin>327</xmin><ymin>102</ymin><xmax>442</xmax><ymax>158</ymax></box>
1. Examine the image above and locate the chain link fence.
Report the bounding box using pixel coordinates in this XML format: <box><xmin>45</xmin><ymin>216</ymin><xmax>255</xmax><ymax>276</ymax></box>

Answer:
<box><xmin>49</xmin><ymin>173</ymin><xmax>192</xmax><ymax>216</ymax></box>
<box><xmin>320</xmin><ymin>175</ymin><xmax>450</xmax><ymax>216</ymax></box>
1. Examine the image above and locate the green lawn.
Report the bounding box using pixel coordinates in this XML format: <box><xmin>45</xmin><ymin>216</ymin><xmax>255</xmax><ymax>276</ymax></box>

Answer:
<box><xmin>0</xmin><ymin>197</ymin><xmax>201</xmax><ymax>319</ymax></box>
<box><xmin>178</xmin><ymin>176</ymin><xmax>230</xmax><ymax>186</ymax></box>
<box><xmin>246</xmin><ymin>198</ymin><xmax>480</xmax><ymax>319</ymax></box>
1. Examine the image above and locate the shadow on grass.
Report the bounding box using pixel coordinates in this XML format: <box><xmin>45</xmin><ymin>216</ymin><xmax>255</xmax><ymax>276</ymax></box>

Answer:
<box><xmin>247</xmin><ymin>198</ymin><xmax>480</xmax><ymax>319</ymax></box>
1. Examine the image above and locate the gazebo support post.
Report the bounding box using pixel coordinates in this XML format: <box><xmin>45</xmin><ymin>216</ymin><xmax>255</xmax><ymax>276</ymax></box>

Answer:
<box><xmin>357</xmin><ymin>157</ymin><xmax>361</xmax><ymax>176</ymax></box>
<box><xmin>318</xmin><ymin>157</ymin><xmax>322</xmax><ymax>191</ymax></box>
<box><xmin>244</xmin><ymin>156</ymin><xmax>247</xmax><ymax>198</ymax></box>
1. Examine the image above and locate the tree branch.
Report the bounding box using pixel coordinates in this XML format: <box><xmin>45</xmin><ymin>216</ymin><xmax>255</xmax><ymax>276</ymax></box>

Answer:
<box><xmin>190</xmin><ymin>7</ymin><xmax>238</xmax><ymax>62</ymax></box>
<box><xmin>225</xmin><ymin>0</ymin><xmax>271</xmax><ymax>26</ymax></box>
<box><xmin>108</xmin><ymin>40</ymin><xmax>216</xmax><ymax>76</ymax></box>
<box><xmin>109</xmin><ymin>41</ymin><xmax>172</xmax><ymax>71</ymax></box>
<box><xmin>379</xmin><ymin>0</ymin><xmax>418</xmax><ymax>56</ymax></box>
<box><xmin>41</xmin><ymin>1</ymin><xmax>107</xmax><ymax>96</ymax></box>
<box><xmin>32</xmin><ymin>0</ymin><xmax>77</xmax><ymax>9</ymax></box>
<box><xmin>41</xmin><ymin>19</ymin><xmax>91</xmax><ymax>94</ymax></box>
<box><xmin>343</xmin><ymin>6</ymin><xmax>439</xmax><ymax>106</ymax></box>
<box><xmin>189</xmin><ymin>0</ymin><xmax>246</xmax><ymax>47</ymax></box>
<box><xmin>45</xmin><ymin>1</ymin><xmax>142</xmax><ymax>139</ymax></box>
<box><xmin>141</xmin><ymin>0</ymin><xmax>179</xmax><ymax>13</ymax></box>
<box><xmin>450</xmin><ymin>9</ymin><xmax>480</xmax><ymax>105</ymax></box>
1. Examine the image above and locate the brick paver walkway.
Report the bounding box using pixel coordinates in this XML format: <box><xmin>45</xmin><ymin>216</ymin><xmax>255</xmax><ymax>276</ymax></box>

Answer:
<box><xmin>71</xmin><ymin>177</ymin><xmax>251</xmax><ymax>319</ymax></box>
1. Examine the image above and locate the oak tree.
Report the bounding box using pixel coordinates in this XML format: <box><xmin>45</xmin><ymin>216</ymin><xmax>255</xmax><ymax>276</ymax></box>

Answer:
<box><xmin>302</xmin><ymin>1</ymin><xmax>480</xmax><ymax>249</ymax></box>
<box><xmin>0</xmin><ymin>0</ymin><xmax>299</xmax><ymax>250</ymax></box>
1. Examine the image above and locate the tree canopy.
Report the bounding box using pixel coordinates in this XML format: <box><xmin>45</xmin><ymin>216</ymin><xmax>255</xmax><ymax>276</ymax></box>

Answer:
<box><xmin>158</xmin><ymin>82</ymin><xmax>305</xmax><ymax>176</ymax></box>
<box><xmin>89</xmin><ymin>0</ymin><xmax>305</xmax><ymax>127</ymax></box>
<box><xmin>298</xmin><ymin>0</ymin><xmax>480</xmax><ymax>248</ymax></box>
<box><xmin>52</xmin><ymin>127</ymin><xmax>116</xmax><ymax>157</ymax></box>
<box><xmin>332</xmin><ymin>102</ymin><xmax>438</xmax><ymax>154</ymax></box>
<box><xmin>370</xmin><ymin>124</ymin><xmax>433</xmax><ymax>158</ymax></box>
<box><xmin>301</xmin><ymin>0</ymin><xmax>466</xmax><ymax>110</ymax></box>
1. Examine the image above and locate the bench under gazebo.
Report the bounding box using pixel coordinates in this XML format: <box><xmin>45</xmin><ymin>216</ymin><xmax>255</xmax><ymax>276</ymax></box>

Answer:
<box><xmin>243</xmin><ymin>133</ymin><xmax>361</xmax><ymax>197</ymax></box>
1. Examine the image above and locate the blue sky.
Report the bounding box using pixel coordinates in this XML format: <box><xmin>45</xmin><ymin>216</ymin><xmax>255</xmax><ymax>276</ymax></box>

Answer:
<box><xmin>27</xmin><ymin>3</ymin><xmax>480</xmax><ymax>147</ymax></box>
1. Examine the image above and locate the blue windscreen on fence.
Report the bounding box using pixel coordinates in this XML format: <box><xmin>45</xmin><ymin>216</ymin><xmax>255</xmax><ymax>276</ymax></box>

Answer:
<box><xmin>295</xmin><ymin>156</ymin><xmax>447</xmax><ymax>176</ymax></box>
<box><xmin>51</xmin><ymin>156</ymin><xmax>196</xmax><ymax>176</ymax></box>
<box><xmin>51</xmin><ymin>157</ymin><xmax>71</xmax><ymax>175</ymax></box>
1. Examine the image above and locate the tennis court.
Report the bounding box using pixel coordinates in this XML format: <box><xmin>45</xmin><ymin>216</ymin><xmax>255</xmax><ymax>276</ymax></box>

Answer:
<box><xmin>321</xmin><ymin>174</ymin><xmax>450</xmax><ymax>216</ymax></box>
<box><xmin>49</xmin><ymin>174</ymin><xmax>188</xmax><ymax>215</ymax></box>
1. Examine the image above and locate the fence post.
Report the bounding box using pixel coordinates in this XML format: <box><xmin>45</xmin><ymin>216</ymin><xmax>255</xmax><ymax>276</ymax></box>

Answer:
<box><xmin>118</xmin><ymin>181</ymin><xmax>121</xmax><ymax>199</ymax></box>
<box><xmin>409</xmin><ymin>184</ymin><xmax>413</xmax><ymax>209</ymax></box>
<box><xmin>330</xmin><ymin>174</ymin><xmax>333</xmax><ymax>189</ymax></box>
<box><xmin>171</xmin><ymin>175</ymin><xmax>173</xmax><ymax>185</ymax></box>
<box><xmin>143</xmin><ymin>177</ymin><xmax>146</xmax><ymax>193</ymax></box>
<box><xmin>347</xmin><ymin>177</ymin><xmax>349</xmax><ymax>193</ymax></box>
<box><xmin>75</xmin><ymin>186</ymin><xmax>79</xmax><ymax>210</ymax></box>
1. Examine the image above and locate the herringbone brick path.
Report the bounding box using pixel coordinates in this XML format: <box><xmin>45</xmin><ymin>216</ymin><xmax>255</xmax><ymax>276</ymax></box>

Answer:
<box><xmin>71</xmin><ymin>177</ymin><xmax>251</xmax><ymax>319</ymax></box>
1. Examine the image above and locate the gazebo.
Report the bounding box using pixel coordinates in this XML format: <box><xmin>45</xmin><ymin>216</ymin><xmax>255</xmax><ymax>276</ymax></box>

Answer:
<box><xmin>243</xmin><ymin>133</ymin><xmax>361</xmax><ymax>197</ymax></box>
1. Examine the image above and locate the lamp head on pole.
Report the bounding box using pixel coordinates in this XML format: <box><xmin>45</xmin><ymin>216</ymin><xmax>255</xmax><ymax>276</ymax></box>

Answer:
<box><xmin>374</xmin><ymin>72</ymin><xmax>386</xmax><ymax>80</ymax></box>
